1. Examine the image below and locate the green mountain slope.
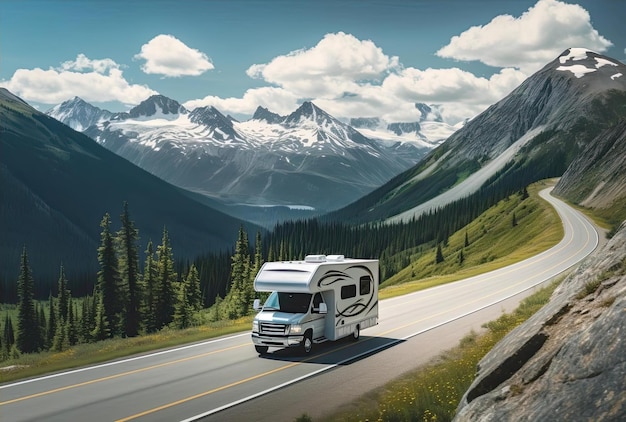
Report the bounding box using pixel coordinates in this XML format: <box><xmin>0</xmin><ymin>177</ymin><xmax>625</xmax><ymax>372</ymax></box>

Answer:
<box><xmin>0</xmin><ymin>88</ymin><xmax>260</xmax><ymax>295</ymax></box>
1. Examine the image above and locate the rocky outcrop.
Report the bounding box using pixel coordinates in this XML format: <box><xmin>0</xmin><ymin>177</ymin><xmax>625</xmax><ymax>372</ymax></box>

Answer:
<box><xmin>454</xmin><ymin>221</ymin><xmax>626</xmax><ymax>421</ymax></box>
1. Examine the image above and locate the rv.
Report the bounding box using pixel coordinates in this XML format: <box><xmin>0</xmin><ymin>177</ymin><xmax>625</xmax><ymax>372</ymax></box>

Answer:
<box><xmin>251</xmin><ymin>254</ymin><xmax>379</xmax><ymax>355</ymax></box>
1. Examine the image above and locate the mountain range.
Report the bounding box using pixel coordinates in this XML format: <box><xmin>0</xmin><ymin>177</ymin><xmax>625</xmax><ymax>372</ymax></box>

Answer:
<box><xmin>47</xmin><ymin>96</ymin><xmax>456</xmax><ymax>216</ymax></box>
<box><xmin>0</xmin><ymin>87</ymin><xmax>259</xmax><ymax>294</ymax></box>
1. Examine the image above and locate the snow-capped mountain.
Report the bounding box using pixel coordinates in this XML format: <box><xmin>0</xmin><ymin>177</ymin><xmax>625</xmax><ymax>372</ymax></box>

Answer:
<box><xmin>47</xmin><ymin>96</ymin><xmax>113</xmax><ymax>131</ymax></box>
<box><xmin>350</xmin><ymin>103</ymin><xmax>458</xmax><ymax>151</ymax></box>
<box><xmin>50</xmin><ymin>96</ymin><xmax>440</xmax><ymax>212</ymax></box>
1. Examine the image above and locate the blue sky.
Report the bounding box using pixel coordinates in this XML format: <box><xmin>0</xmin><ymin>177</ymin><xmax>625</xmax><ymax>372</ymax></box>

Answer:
<box><xmin>1</xmin><ymin>0</ymin><xmax>623</xmax><ymax>124</ymax></box>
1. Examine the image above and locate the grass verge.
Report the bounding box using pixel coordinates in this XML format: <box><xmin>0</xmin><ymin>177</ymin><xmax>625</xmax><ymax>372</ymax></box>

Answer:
<box><xmin>0</xmin><ymin>317</ymin><xmax>253</xmax><ymax>384</ymax></box>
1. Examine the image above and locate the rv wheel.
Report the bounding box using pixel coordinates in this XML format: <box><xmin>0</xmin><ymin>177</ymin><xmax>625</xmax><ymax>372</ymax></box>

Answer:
<box><xmin>255</xmin><ymin>345</ymin><xmax>269</xmax><ymax>355</ymax></box>
<box><xmin>351</xmin><ymin>325</ymin><xmax>360</xmax><ymax>342</ymax></box>
<box><xmin>301</xmin><ymin>331</ymin><xmax>313</xmax><ymax>355</ymax></box>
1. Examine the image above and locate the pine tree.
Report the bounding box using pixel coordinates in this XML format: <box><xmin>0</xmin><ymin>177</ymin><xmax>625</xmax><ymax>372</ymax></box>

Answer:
<box><xmin>226</xmin><ymin>226</ymin><xmax>251</xmax><ymax>318</ymax></box>
<box><xmin>173</xmin><ymin>282</ymin><xmax>193</xmax><ymax>329</ymax></box>
<box><xmin>37</xmin><ymin>302</ymin><xmax>46</xmax><ymax>352</ymax></box>
<box><xmin>3</xmin><ymin>314</ymin><xmax>15</xmax><ymax>356</ymax></box>
<box><xmin>92</xmin><ymin>293</ymin><xmax>111</xmax><ymax>342</ymax></box>
<box><xmin>435</xmin><ymin>244</ymin><xmax>444</xmax><ymax>264</ymax></box>
<box><xmin>210</xmin><ymin>296</ymin><xmax>223</xmax><ymax>322</ymax></box>
<box><xmin>155</xmin><ymin>228</ymin><xmax>177</xmax><ymax>329</ymax></box>
<box><xmin>459</xmin><ymin>249</ymin><xmax>465</xmax><ymax>265</ymax></box>
<box><xmin>67</xmin><ymin>298</ymin><xmax>78</xmax><ymax>346</ymax></box>
<box><xmin>80</xmin><ymin>295</ymin><xmax>95</xmax><ymax>343</ymax></box>
<box><xmin>117</xmin><ymin>202</ymin><xmax>141</xmax><ymax>337</ymax></box>
<box><xmin>52</xmin><ymin>317</ymin><xmax>68</xmax><ymax>351</ymax></box>
<box><xmin>16</xmin><ymin>247</ymin><xmax>39</xmax><ymax>353</ymax></box>
<box><xmin>512</xmin><ymin>212</ymin><xmax>518</xmax><ymax>227</ymax></box>
<box><xmin>251</xmin><ymin>231</ymin><xmax>267</xmax><ymax>303</ymax></box>
<box><xmin>464</xmin><ymin>231</ymin><xmax>470</xmax><ymax>247</ymax></box>
<box><xmin>142</xmin><ymin>241</ymin><xmax>158</xmax><ymax>333</ymax></box>
<box><xmin>46</xmin><ymin>293</ymin><xmax>57</xmax><ymax>349</ymax></box>
<box><xmin>97</xmin><ymin>213</ymin><xmax>120</xmax><ymax>337</ymax></box>
<box><xmin>184</xmin><ymin>264</ymin><xmax>202</xmax><ymax>312</ymax></box>
<box><xmin>57</xmin><ymin>264</ymin><xmax>70</xmax><ymax>323</ymax></box>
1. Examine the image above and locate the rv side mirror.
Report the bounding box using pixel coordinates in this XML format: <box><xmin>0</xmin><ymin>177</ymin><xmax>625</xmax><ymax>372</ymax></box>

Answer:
<box><xmin>318</xmin><ymin>302</ymin><xmax>327</xmax><ymax>314</ymax></box>
<box><xmin>253</xmin><ymin>298</ymin><xmax>261</xmax><ymax>311</ymax></box>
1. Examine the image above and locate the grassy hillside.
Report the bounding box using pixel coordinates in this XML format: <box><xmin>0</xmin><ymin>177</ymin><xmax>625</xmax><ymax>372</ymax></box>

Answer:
<box><xmin>380</xmin><ymin>180</ymin><xmax>562</xmax><ymax>298</ymax></box>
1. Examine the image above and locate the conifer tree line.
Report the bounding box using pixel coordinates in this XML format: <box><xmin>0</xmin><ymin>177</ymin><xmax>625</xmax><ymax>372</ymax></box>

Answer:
<box><xmin>1</xmin><ymin>202</ymin><xmax>266</xmax><ymax>359</ymax></box>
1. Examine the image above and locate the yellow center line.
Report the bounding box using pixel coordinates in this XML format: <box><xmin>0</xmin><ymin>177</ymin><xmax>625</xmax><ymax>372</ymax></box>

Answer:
<box><xmin>0</xmin><ymin>343</ymin><xmax>248</xmax><ymax>407</ymax></box>
<box><xmin>115</xmin><ymin>361</ymin><xmax>301</xmax><ymax>422</ymax></box>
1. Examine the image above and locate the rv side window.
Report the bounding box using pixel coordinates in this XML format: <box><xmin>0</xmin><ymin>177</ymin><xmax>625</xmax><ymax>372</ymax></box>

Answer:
<box><xmin>360</xmin><ymin>276</ymin><xmax>371</xmax><ymax>295</ymax></box>
<box><xmin>341</xmin><ymin>284</ymin><xmax>356</xmax><ymax>299</ymax></box>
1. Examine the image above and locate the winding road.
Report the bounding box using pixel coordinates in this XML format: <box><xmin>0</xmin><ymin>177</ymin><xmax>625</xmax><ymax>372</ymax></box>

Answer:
<box><xmin>0</xmin><ymin>188</ymin><xmax>599</xmax><ymax>422</ymax></box>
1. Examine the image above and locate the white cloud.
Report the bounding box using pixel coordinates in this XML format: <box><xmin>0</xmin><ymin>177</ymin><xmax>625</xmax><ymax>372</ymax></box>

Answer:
<box><xmin>183</xmin><ymin>87</ymin><xmax>299</xmax><ymax>116</ymax></box>
<box><xmin>59</xmin><ymin>53</ymin><xmax>119</xmax><ymax>74</ymax></box>
<box><xmin>383</xmin><ymin>67</ymin><xmax>526</xmax><ymax>104</ymax></box>
<box><xmin>436</xmin><ymin>0</ymin><xmax>613</xmax><ymax>74</ymax></box>
<box><xmin>247</xmin><ymin>32</ymin><xmax>399</xmax><ymax>98</ymax></box>
<box><xmin>0</xmin><ymin>54</ymin><xmax>157</xmax><ymax>105</ymax></box>
<box><xmin>135</xmin><ymin>34</ymin><xmax>214</xmax><ymax>77</ymax></box>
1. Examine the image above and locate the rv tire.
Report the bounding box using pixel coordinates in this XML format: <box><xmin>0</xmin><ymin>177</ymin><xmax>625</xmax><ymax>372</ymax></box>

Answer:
<box><xmin>255</xmin><ymin>345</ymin><xmax>269</xmax><ymax>355</ymax></box>
<box><xmin>351</xmin><ymin>325</ymin><xmax>360</xmax><ymax>342</ymax></box>
<box><xmin>300</xmin><ymin>331</ymin><xmax>313</xmax><ymax>355</ymax></box>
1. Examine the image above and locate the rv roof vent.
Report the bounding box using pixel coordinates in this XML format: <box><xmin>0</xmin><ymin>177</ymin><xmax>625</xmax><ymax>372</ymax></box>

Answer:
<box><xmin>326</xmin><ymin>255</ymin><xmax>345</xmax><ymax>262</ymax></box>
<box><xmin>305</xmin><ymin>254</ymin><xmax>327</xmax><ymax>263</ymax></box>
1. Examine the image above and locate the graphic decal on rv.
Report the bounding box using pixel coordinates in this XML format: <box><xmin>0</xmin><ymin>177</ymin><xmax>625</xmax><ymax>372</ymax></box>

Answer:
<box><xmin>316</xmin><ymin>265</ymin><xmax>377</xmax><ymax>326</ymax></box>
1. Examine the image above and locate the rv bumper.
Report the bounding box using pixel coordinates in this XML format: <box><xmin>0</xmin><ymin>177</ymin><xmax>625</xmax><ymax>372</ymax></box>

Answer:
<box><xmin>251</xmin><ymin>333</ymin><xmax>303</xmax><ymax>348</ymax></box>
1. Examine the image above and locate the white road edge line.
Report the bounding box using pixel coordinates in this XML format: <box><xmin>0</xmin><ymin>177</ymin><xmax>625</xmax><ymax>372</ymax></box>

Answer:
<box><xmin>0</xmin><ymin>333</ymin><xmax>250</xmax><ymax>389</ymax></box>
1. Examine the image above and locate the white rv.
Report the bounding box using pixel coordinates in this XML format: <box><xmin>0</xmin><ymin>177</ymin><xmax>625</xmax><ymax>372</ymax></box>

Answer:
<box><xmin>251</xmin><ymin>254</ymin><xmax>379</xmax><ymax>355</ymax></box>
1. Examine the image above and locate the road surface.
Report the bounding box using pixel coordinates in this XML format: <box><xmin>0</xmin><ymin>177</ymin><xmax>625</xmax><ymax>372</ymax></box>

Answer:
<box><xmin>0</xmin><ymin>188</ymin><xmax>599</xmax><ymax>421</ymax></box>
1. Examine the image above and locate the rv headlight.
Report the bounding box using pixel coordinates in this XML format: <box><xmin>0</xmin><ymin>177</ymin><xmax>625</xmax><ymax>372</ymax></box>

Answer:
<box><xmin>252</xmin><ymin>320</ymin><xmax>259</xmax><ymax>333</ymax></box>
<box><xmin>289</xmin><ymin>324</ymin><xmax>302</xmax><ymax>334</ymax></box>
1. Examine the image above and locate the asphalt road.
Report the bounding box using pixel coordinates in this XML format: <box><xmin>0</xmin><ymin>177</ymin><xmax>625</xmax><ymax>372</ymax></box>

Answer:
<box><xmin>0</xmin><ymin>188</ymin><xmax>599</xmax><ymax>422</ymax></box>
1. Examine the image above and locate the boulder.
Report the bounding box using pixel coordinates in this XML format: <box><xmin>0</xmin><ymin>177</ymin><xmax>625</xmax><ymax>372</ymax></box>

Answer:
<box><xmin>454</xmin><ymin>222</ymin><xmax>626</xmax><ymax>421</ymax></box>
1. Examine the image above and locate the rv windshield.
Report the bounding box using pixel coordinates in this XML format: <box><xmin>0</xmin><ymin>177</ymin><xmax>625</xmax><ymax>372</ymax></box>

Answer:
<box><xmin>263</xmin><ymin>292</ymin><xmax>312</xmax><ymax>314</ymax></box>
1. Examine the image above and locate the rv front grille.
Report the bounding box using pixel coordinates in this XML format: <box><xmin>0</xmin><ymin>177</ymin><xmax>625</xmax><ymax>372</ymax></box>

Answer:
<box><xmin>260</xmin><ymin>322</ymin><xmax>288</xmax><ymax>335</ymax></box>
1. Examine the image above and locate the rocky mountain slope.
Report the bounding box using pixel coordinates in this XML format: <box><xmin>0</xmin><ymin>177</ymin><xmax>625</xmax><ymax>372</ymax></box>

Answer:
<box><xmin>328</xmin><ymin>48</ymin><xmax>626</xmax><ymax>223</ymax></box>
<box><xmin>454</xmin><ymin>220</ymin><xmax>626</xmax><ymax>421</ymax></box>
<box><xmin>553</xmin><ymin>119</ymin><xmax>626</xmax><ymax>228</ymax></box>
<box><xmin>0</xmin><ymin>88</ymin><xmax>258</xmax><ymax>287</ymax></box>
<box><xmin>47</xmin><ymin>97</ymin><xmax>453</xmax><ymax>212</ymax></box>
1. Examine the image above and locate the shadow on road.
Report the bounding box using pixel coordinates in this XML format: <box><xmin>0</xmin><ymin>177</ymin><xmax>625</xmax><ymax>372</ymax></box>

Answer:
<box><xmin>256</xmin><ymin>335</ymin><xmax>405</xmax><ymax>365</ymax></box>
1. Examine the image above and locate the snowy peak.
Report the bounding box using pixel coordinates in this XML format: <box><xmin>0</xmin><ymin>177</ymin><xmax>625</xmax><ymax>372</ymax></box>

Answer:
<box><xmin>188</xmin><ymin>105</ymin><xmax>239</xmax><ymax>140</ymax></box>
<box><xmin>284</xmin><ymin>101</ymin><xmax>333</xmax><ymax>126</ymax></box>
<box><xmin>252</xmin><ymin>106</ymin><xmax>283</xmax><ymax>124</ymax></box>
<box><xmin>128</xmin><ymin>95</ymin><xmax>186</xmax><ymax>119</ymax></box>
<box><xmin>350</xmin><ymin>102</ymin><xmax>455</xmax><ymax>148</ymax></box>
<box><xmin>415</xmin><ymin>103</ymin><xmax>443</xmax><ymax>123</ymax></box>
<box><xmin>388</xmin><ymin>122</ymin><xmax>421</xmax><ymax>136</ymax></box>
<box><xmin>46</xmin><ymin>96</ymin><xmax>113</xmax><ymax>131</ymax></box>
<box><xmin>553</xmin><ymin>48</ymin><xmax>625</xmax><ymax>82</ymax></box>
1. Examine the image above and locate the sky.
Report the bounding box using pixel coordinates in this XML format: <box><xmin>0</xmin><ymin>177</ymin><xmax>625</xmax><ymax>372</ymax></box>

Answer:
<box><xmin>0</xmin><ymin>0</ymin><xmax>623</xmax><ymax>125</ymax></box>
